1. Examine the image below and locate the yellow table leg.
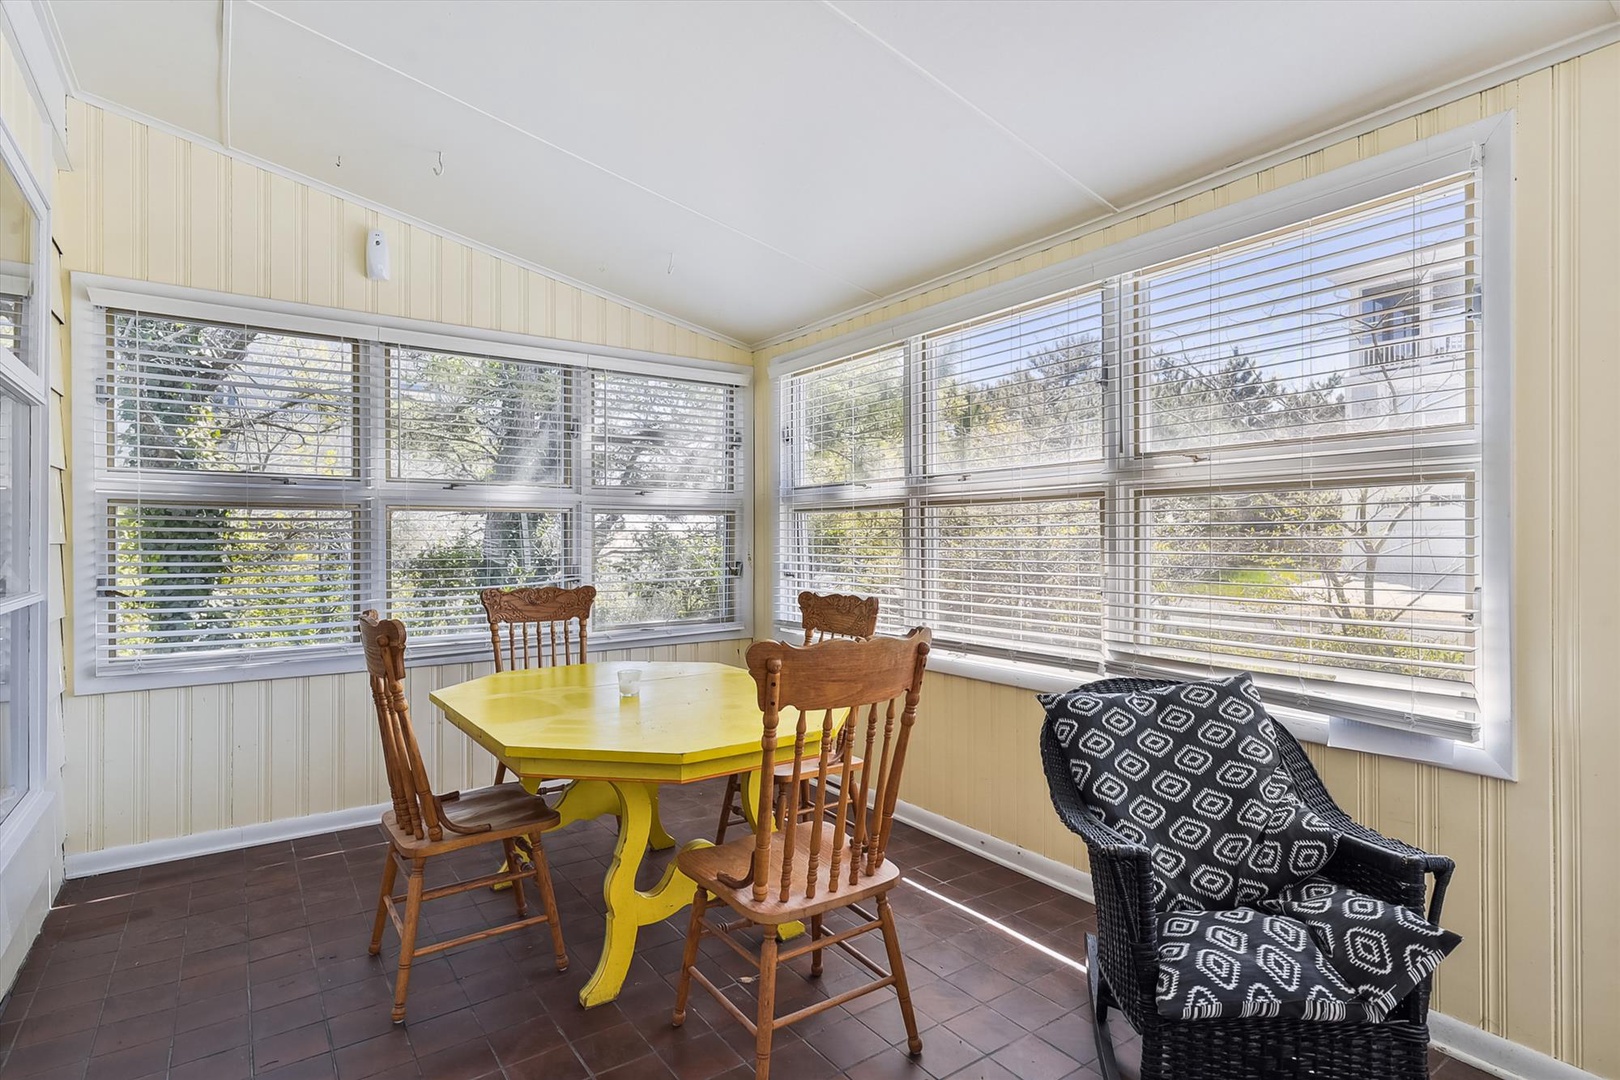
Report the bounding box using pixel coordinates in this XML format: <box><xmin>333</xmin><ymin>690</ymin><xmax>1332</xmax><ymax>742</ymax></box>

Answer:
<box><xmin>647</xmin><ymin>786</ymin><xmax>677</xmax><ymax>851</ymax></box>
<box><xmin>555</xmin><ymin>779</ymin><xmax>713</xmax><ymax>1008</ymax></box>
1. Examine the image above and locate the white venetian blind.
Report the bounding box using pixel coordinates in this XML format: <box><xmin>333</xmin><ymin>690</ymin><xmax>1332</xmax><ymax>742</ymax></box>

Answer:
<box><xmin>1135</xmin><ymin>174</ymin><xmax>1475</xmax><ymax>457</ymax></box>
<box><xmin>923</xmin><ymin>287</ymin><xmax>1106</xmax><ymax>477</ymax></box>
<box><xmin>385</xmin><ymin>508</ymin><xmax>572</xmax><ymax>641</ymax></box>
<box><xmin>777</xmin><ymin>171</ymin><xmax>1484</xmax><ymax>740</ymax></box>
<box><xmin>1116</xmin><ymin>174</ymin><xmax>1482</xmax><ymax>737</ymax></box>
<box><xmin>94</xmin><ymin>309</ymin><xmax>367</xmax><ymax>668</ymax></box>
<box><xmin>591</xmin><ymin>510</ymin><xmax>736</xmax><ymax>629</ymax></box>
<box><xmin>591</xmin><ymin>370</ymin><xmax>738</xmax><ymax>491</ymax></box>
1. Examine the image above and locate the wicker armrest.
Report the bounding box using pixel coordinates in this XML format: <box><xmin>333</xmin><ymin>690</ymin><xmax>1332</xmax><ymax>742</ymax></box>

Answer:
<box><xmin>1040</xmin><ymin>720</ymin><xmax>1162</xmax><ymax>1017</ymax></box>
<box><xmin>1323</xmin><ymin>830</ymin><xmax>1456</xmax><ymax>924</ymax></box>
<box><xmin>1275</xmin><ymin>725</ymin><xmax>1456</xmax><ymax>923</ymax></box>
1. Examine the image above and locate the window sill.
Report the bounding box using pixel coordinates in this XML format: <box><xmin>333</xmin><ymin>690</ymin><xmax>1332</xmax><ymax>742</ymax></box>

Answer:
<box><xmin>70</xmin><ymin>622</ymin><xmax>753</xmax><ymax>697</ymax></box>
<box><xmin>921</xmin><ymin>647</ymin><xmax>1514</xmax><ymax>781</ymax></box>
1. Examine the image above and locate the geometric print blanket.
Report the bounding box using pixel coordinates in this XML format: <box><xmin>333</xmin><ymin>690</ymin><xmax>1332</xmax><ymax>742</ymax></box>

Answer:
<box><xmin>1039</xmin><ymin>672</ymin><xmax>1461</xmax><ymax>1023</ymax></box>
<box><xmin>1156</xmin><ymin>878</ymin><xmax>1462</xmax><ymax>1022</ymax></box>
<box><xmin>1040</xmin><ymin>673</ymin><xmax>1341</xmax><ymax>912</ymax></box>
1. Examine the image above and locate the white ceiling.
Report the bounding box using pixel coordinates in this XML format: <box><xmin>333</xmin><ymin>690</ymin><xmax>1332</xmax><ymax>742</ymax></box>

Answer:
<box><xmin>47</xmin><ymin>0</ymin><xmax>1619</xmax><ymax>345</ymax></box>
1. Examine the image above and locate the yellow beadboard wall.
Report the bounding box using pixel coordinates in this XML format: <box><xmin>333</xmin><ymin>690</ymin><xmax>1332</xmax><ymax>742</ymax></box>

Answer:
<box><xmin>756</xmin><ymin>46</ymin><xmax>1620</xmax><ymax>1077</ymax></box>
<box><xmin>52</xmin><ymin>98</ymin><xmax>754</xmax><ymax>855</ymax></box>
<box><xmin>61</xmin><ymin>639</ymin><xmax>750</xmax><ymax>855</ymax></box>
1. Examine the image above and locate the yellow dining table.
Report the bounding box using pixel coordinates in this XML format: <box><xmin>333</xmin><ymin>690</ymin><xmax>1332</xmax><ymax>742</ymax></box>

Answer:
<box><xmin>430</xmin><ymin>660</ymin><xmax>814</xmax><ymax>1008</ymax></box>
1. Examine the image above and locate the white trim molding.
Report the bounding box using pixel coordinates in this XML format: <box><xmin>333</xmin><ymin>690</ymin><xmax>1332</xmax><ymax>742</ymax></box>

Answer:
<box><xmin>63</xmin><ymin>802</ymin><xmax>389</xmax><ymax>879</ymax></box>
<box><xmin>892</xmin><ymin>797</ymin><xmax>1094</xmax><ymax>904</ymax></box>
<box><xmin>1428</xmin><ymin>1014</ymin><xmax>1605</xmax><ymax>1080</ymax></box>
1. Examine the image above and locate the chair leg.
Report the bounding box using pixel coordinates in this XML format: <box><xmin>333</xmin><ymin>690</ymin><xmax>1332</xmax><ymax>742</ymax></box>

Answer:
<box><xmin>502</xmin><ymin>839</ymin><xmax>529</xmax><ymax>918</ymax></box>
<box><xmin>877</xmin><ymin>893</ymin><xmax>922</xmax><ymax>1055</ymax></box>
<box><xmin>809</xmin><ymin>914</ymin><xmax>824</xmax><ymax>977</ymax></box>
<box><xmin>368</xmin><ymin>849</ymin><xmax>398</xmax><ymax>956</ymax></box>
<box><xmin>530</xmin><ymin>832</ymin><xmax>569</xmax><ymax>972</ymax></box>
<box><xmin>1087</xmin><ymin>933</ymin><xmax>1122</xmax><ymax>1080</ymax></box>
<box><xmin>755</xmin><ymin>931</ymin><xmax>779</xmax><ymax>1080</ymax></box>
<box><xmin>715</xmin><ymin>774</ymin><xmax>740</xmax><ymax>844</ymax></box>
<box><xmin>672</xmin><ymin>887</ymin><xmax>708</xmax><ymax>1026</ymax></box>
<box><xmin>391</xmin><ymin>859</ymin><xmax>426</xmax><ymax>1023</ymax></box>
<box><xmin>494</xmin><ymin>761</ymin><xmax>508</xmax><ymax>785</ymax></box>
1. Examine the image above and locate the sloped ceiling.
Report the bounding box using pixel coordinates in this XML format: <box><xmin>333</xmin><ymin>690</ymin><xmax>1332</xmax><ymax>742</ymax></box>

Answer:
<box><xmin>48</xmin><ymin>0</ymin><xmax>1620</xmax><ymax>344</ymax></box>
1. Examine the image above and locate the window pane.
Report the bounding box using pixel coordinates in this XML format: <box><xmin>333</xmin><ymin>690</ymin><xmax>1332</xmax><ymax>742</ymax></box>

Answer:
<box><xmin>388</xmin><ymin>509</ymin><xmax>569</xmax><ymax>639</ymax></box>
<box><xmin>782</xmin><ymin>508</ymin><xmax>906</xmax><ymax>630</ymax></box>
<box><xmin>103</xmin><ymin>504</ymin><xmax>358</xmax><ymax>661</ymax></box>
<box><xmin>591</xmin><ymin>511</ymin><xmax>732</xmax><ymax>628</ymax></box>
<box><xmin>932</xmin><ymin>499</ymin><xmax>1104</xmax><ymax>658</ymax></box>
<box><xmin>389</xmin><ymin>348</ymin><xmax>569</xmax><ymax>485</ymax></box>
<box><xmin>1136</xmin><ymin>482</ymin><xmax>1476</xmax><ymax>685</ymax></box>
<box><xmin>927</xmin><ymin>289</ymin><xmax>1105</xmax><ymax>474</ymax></box>
<box><xmin>108</xmin><ymin>313</ymin><xmax>358</xmax><ymax>477</ymax></box>
<box><xmin>790</xmin><ymin>346</ymin><xmax>906</xmax><ymax>487</ymax></box>
<box><xmin>0</xmin><ymin>155</ymin><xmax>34</xmax><ymax>369</ymax></box>
<box><xmin>0</xmin><ymin>606</ymin><xmax>31</xmax><ymax>825</ymax></box>
<box><xmin>592</xmin><ymin>372</ymin><xmax>736</xmax><ymax>490</ymax></box>
<box><xmin>0</xmin><ymin>394</ymin><xmax>31</xmax><ymax>599</ymax></box>
<box><xmin>1139</xmin><ymin>176</ymin><xmax>1476</xmax><ymax>453</ymax></box>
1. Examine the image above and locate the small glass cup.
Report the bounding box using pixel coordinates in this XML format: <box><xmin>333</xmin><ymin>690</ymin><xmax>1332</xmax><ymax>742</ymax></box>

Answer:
<box><xmin>617</xmin><ymin>668</ymin><xmax>642</xmax><ymax>698</ymax></box>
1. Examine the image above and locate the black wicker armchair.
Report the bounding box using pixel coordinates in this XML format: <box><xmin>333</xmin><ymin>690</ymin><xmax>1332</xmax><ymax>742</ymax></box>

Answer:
<box><xmin>1040</xmin><ymin>678</ymin><xmax>1456</xmax><ymax>1080</ymax></box>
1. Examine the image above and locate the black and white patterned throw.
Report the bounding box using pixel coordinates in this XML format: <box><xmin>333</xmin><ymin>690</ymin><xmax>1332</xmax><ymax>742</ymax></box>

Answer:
<box><xmin>1040</xmin><ymin>673</ymin><xmax>1338</xmax><ymax>911</ymax></box>
<box><xmin>1155</xmin><ymin>878</ymin><xmax>1461</xmax><ymax>1022</ymax></box>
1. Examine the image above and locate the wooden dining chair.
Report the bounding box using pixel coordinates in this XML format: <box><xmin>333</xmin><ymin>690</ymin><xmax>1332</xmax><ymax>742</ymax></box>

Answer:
<box><xmin>481</xmin><ymin>584</ymin><xmax>596</xmax><ymax>786</ymax></box>
<box><xmin>360</xmin><ymin>611</ymin><xmax>569</xmax><ymax>1023</ymax></box>
<box><xmin>715</xmin><ymin>591</ymin><xmax>879</xmax><ymax>842</ymax></box>
<box><xmin>674</xmin><ymin>628</ymin><xmax>932</xmax><ymax>1080</ymax></box>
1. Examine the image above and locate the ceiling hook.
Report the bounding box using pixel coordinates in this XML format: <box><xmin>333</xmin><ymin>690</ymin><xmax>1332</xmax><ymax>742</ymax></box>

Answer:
<box><xmin>432</xmin><ymin>150</ymin><xmax>445</xmax><ymax>177</ymax></box>
<box><xmin>335</xmin><ymin>154</ymin><xmax>342</xmax><ymax>168</ymax></box>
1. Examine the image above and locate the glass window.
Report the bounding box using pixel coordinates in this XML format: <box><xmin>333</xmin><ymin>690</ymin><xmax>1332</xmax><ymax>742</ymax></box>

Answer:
<box><xmin>780</xmin><ymin>173</ymin><xmax>1486</xmax><ymax>740</ymax></box>
<box><xmin>387</xmin><ymin>508</ymin><xmax>570</xmax><ymax>639</ymax></box>
<box><xmin>81</xmin><ymin>311</ymin><xmax>747</xmax><ymax>685</ymax></box>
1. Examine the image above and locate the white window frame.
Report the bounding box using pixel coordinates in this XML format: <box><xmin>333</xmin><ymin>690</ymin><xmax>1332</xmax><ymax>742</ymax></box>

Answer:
<box><xmin>71</xmin><ymin>276</ymin><xmax>753</xmax><ymax>694</ymax></box>
<box><xmin>0</xmin><ymin>114</ymin><xmax>51</xmax><ymax>840</ymax></box>
<box><xmin>768</xmin><ymin>115</ymin><xmax>1514</xmax><ymax>780</ymax></box>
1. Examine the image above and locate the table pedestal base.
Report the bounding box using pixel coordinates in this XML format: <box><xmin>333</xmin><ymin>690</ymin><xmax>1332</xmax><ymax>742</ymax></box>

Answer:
<box><xmin>552</xmin><ymin>772</ymin><xmax>802</xmax><ymax>1008</ymax></box>
<box><xmin>555</xmin><ymin>779</ymin><xmax>706</xmax><ymax>1007</ymax></box>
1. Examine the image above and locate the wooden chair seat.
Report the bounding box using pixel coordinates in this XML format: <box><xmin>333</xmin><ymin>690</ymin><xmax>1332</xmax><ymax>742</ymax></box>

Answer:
<box><xmin>678</xmin><ymin>822</ymin><xmax>900</xmax><ymax>925</ymax></box>
<box><xmin>382</xmin><ymin>784</ymin><xmax>560</xmax><ymax>857</ymax></box>
<box><xmin>771</xmin><ymin>755</ymin><xmax>861</xmax><ymax>781</ymax></box>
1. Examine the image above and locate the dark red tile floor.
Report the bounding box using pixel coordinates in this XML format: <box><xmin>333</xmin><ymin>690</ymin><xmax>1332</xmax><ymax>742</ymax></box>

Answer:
<box><xmin>0</xmin><ymin>780</ymin><xmax>1487</xmax><ymax>1080</ymax></box>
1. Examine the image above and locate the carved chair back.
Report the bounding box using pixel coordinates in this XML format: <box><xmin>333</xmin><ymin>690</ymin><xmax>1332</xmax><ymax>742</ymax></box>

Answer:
<box><xmin>735</xmin><ymin>629</ymin><xmax>931</xmax><ymax>904</ymax></box>
<box><xmin>798</xmin><ymin>591</ymin><xmax>879</xmax><ymax>645</ymax></box>
<box><xmin>481</xmin><ymin>585</ymin><xmax>597</xmax><ymax>671</ymax></box>
<box><xmin>361</xmin><ymin>610</ymin><xmax>456</xmax><ymax>842</ymax></box>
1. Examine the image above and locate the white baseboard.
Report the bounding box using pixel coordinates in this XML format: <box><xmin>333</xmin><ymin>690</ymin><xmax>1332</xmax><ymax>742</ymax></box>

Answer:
<box><xmin>891</xmin><ymin>799</ymin><xmax>1604</xmax><ymax>1080</ymax></box>
<box><xmin>1427</xmin><ymin>1013</ymin><xmax>1604</xmax><ymax>1080</ymax></box>
<box><xmin>63</xmin><ymin>802</ymin><xmax>389</xmax><ymax>879</ymax></box>
<box><xmin>892</xmin><ymin>797</ymin><xmax>1095</xmax><ymax>904</ymax></box>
